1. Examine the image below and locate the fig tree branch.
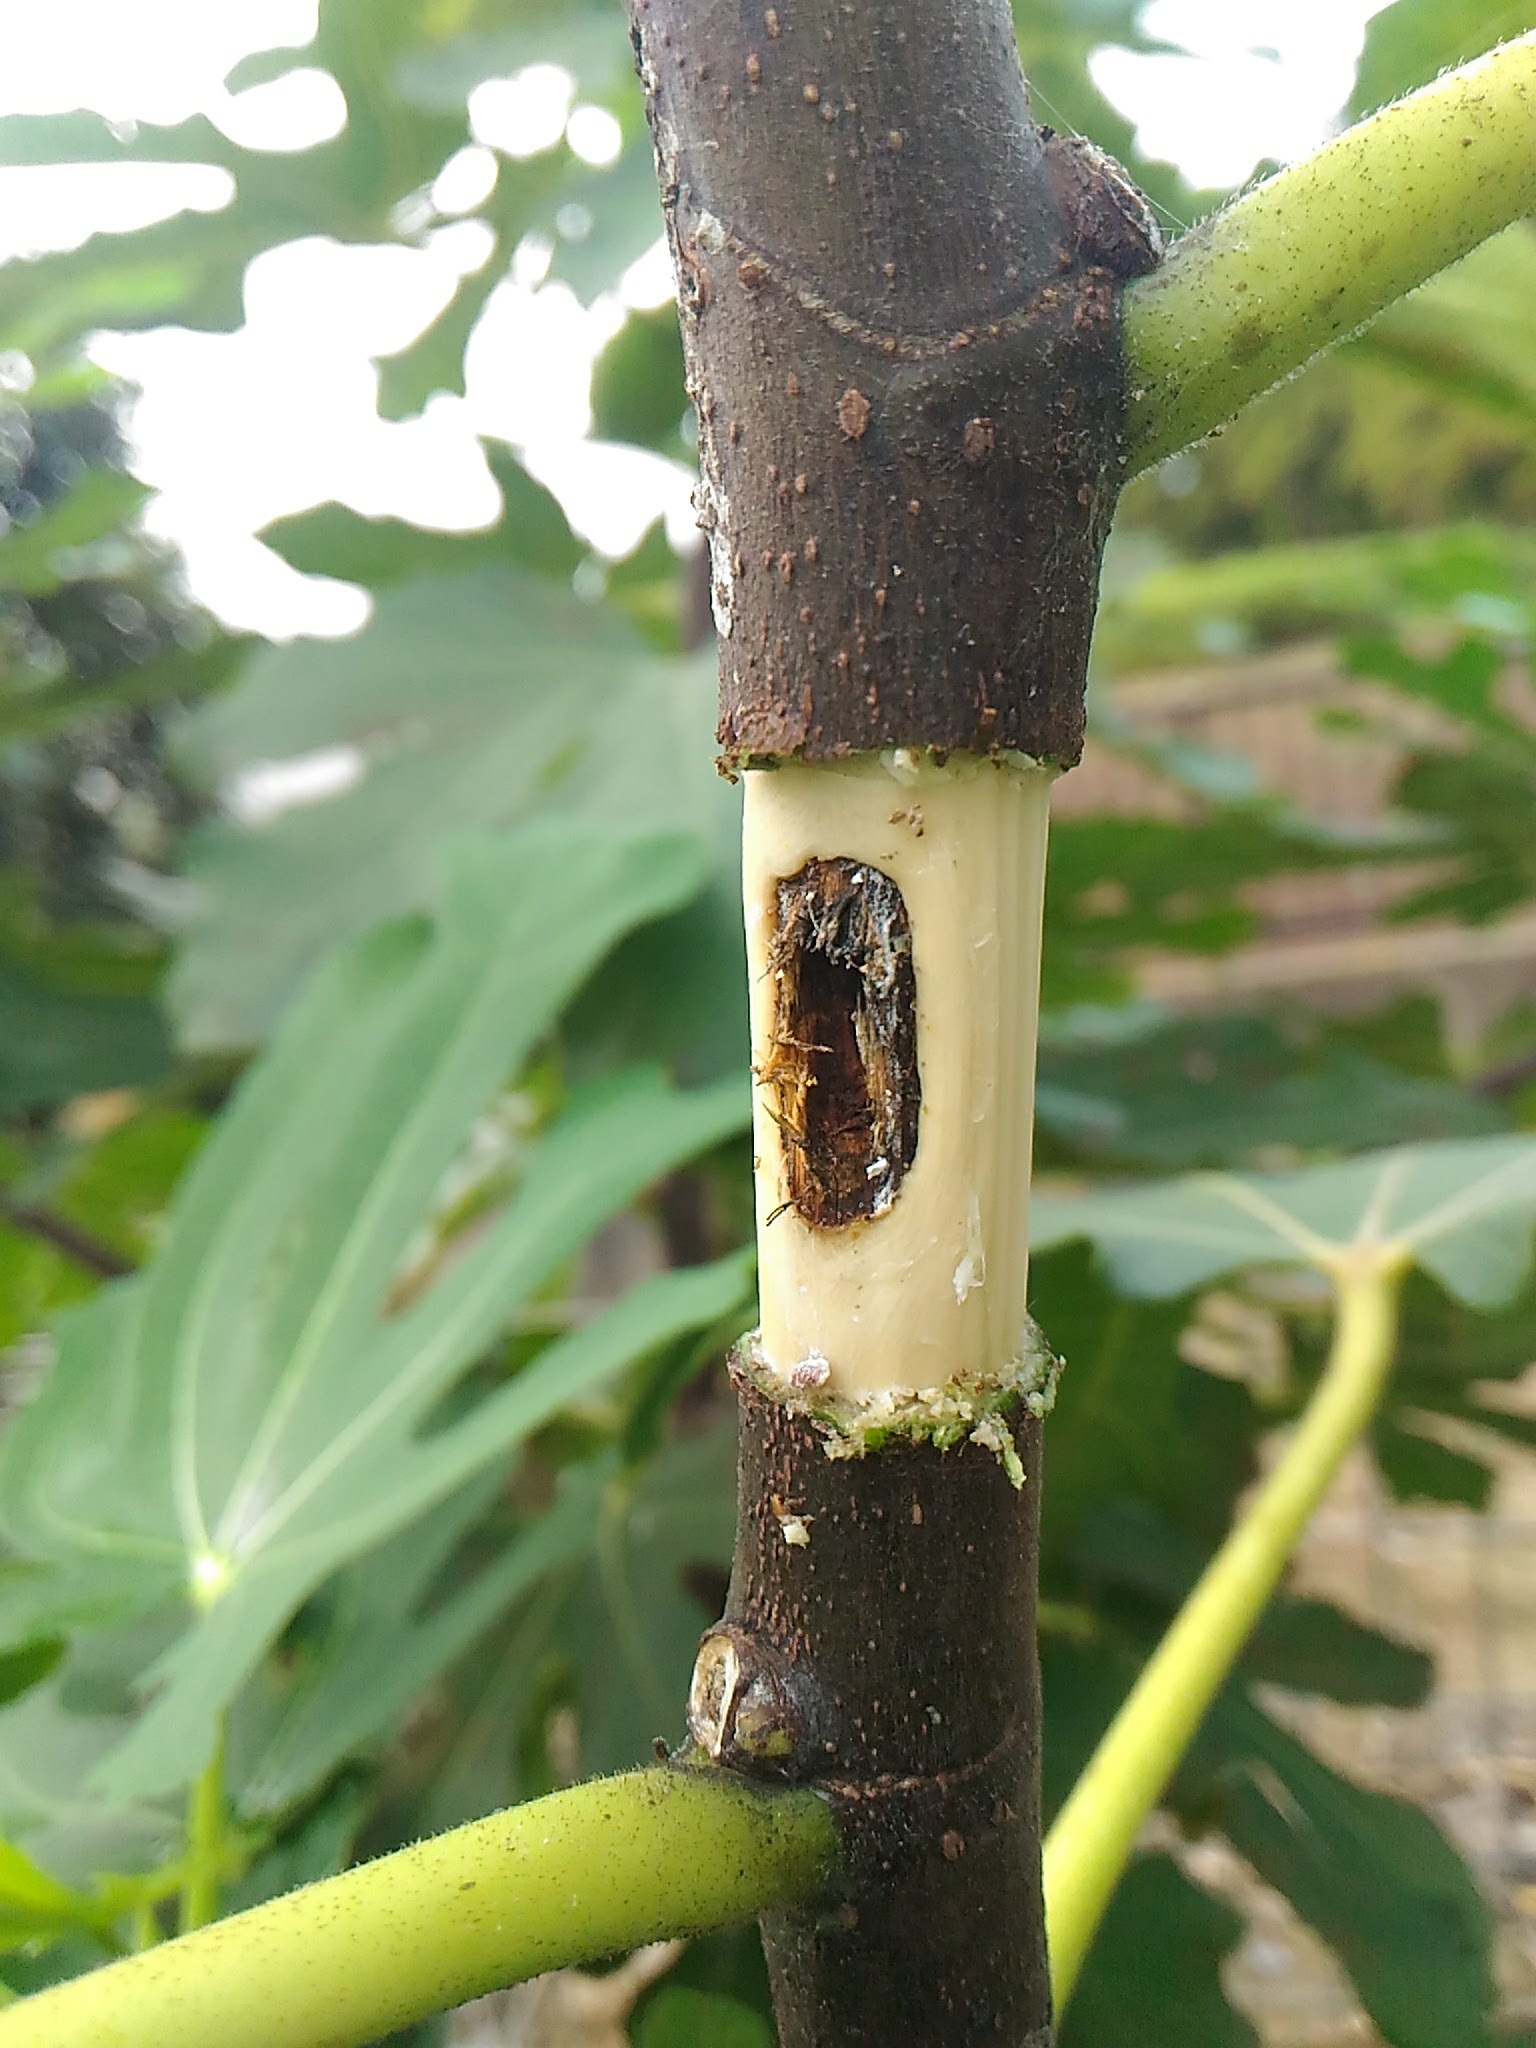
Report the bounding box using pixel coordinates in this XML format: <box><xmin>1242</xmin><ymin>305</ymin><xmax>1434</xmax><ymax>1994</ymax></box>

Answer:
<box><xmin>1120</xmin><ymin>31</ymin><xmax>1536</xmax><ymax>475</ymax></box>
<box><xmin>0</xmin><ymin>1768</ymin><xmax>836</xmax><ymax>2048</ymax></box>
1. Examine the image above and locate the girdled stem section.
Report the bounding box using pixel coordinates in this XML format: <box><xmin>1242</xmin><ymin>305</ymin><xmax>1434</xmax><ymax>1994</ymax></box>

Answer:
<box><xmin>744</xmin><ymin>753</ymin><xmax>1053</xmax><ymax>1403</ymax></box>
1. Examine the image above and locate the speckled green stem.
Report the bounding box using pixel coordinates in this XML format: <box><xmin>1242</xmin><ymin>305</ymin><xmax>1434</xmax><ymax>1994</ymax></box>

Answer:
<box><xmin>1122</xmin><ymin>31</ymin><xmax>1536</xmax><ymax>475</ymax></box>
<box><xmin>0</xmin><ymin>1768</ymin><xmax>836</xmax><ymax>2048</ymax></box>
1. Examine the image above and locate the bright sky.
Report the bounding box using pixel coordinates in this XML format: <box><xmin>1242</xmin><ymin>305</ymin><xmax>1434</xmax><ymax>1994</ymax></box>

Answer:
<box><xmin>0</xmin><ymin>0</ymin><xmax>1392</xmax><ymax>640</ymax></box>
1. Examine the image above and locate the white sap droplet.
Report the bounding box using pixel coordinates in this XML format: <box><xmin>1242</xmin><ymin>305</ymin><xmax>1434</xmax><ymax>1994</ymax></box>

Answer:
<box><xmin>952</xmin><ymin>1191</ymin><xmax>986</xmax><ymax>1302</ymax></box>
<box><xmin>791</xmin><ymin>1347</ymin><xmax>831</xmax><ymax>1388</ymax></box>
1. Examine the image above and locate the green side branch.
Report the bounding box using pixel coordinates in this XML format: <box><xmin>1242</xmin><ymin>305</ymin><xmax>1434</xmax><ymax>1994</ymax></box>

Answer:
<box><xmin>1042</xmin><ymin>1254</ymin><xmax>1407</xmax><ymax>2011</ymax></box>
<box><xmin>178</xmin><ymin>1721</ymin><xmax>228</xmax><ymax>1937</ymax></box>
<box><xmin>0</xmin><ymin>1767</ymin><xmax>836</xmax><ymax>2048</ymax></box>
<box><xmin>1122</xmin><ymin>30</ymin><xmax>1536</xmax><ymax>475</ymax></box>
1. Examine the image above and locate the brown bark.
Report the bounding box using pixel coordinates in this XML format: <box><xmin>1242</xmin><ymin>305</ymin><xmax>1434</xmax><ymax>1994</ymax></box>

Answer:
<box><xmin>689</xmin><ymin>1364</ymin><xmax>1050</xmax><ymax>2046</ymax></box>
<box><xmin>629</xmin><ymin>0</ymin><xmax>1158</xmax><ymax>767</ymax></box>
<box><xmin>629</xmin><ymin>3</ymin><xmax>1158</xmax><ymax>2040</ymax></box>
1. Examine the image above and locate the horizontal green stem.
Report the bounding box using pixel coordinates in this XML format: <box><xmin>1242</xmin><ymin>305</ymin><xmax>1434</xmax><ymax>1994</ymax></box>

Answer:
<box><xmin>1122</xmin><ymin>31</ymin><xmax>1536</xmax><ymax>475</ymax></box>
<box><xmin>0</xmin><ymin>1767</ymin><xmax>836</xmax><ymax>2048</ymax></box>
<box><xmin>1043</xmin><ymin>1254</ymin><xmax>1405</xmax><ymax>2011</ymax></box>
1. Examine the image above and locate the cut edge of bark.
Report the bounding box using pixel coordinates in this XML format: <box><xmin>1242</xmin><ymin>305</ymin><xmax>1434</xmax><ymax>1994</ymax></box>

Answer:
<box><xmin>732</xmin><ymin>1326</ymin><xmax>1061</xmax><ymax>1483</ymax></box>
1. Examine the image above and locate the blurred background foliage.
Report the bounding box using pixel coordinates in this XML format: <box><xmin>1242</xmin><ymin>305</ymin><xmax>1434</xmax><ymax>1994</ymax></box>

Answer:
<box><xmin>2</xmin><ymin>0</ymin><xmax>1536</xmax><ymax>2042</ymax></box>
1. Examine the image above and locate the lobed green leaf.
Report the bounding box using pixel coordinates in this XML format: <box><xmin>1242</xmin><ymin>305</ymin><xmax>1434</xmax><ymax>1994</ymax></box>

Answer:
<box><xmin>0</xmin><ymin>824</ymin><xmax>751</xmax><ymax>1798</ymax></box>
<box><xmin>1033</xmin><ymin>1136</ymin><xmax>1536</xmax><ymax>1302</ymax></box>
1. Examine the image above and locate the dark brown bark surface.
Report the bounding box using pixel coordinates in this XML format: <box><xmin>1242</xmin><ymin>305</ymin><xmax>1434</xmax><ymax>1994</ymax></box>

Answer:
<box><xmin>629</xmin><ymin>0</ymin><xmax>1158</xmax><ymax>767</ymax></box>
<box><xmin>688</xmin><ymin>1366</ymin><xmax>1050</xmax><ymax>2046</ymax></box>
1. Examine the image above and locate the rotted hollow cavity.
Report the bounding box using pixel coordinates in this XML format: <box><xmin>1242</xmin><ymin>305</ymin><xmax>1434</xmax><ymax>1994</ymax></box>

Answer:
<box><xmin>764</xmin><ymin>858</ymin><xmax>919</xmax><ymax>1229</ymax></box>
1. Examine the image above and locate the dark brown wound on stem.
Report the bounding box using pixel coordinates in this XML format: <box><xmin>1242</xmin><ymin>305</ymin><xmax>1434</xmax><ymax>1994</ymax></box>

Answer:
<box><xmin>763</xmin><ymin>858</ymin><xmax>919</xmax><ymax>1227</ymax></box>
<box><xmin>691</xmin><ymin>1368</ymin><xmax>1051</xmax><ymax>2046</ymax></box>
<box><xmin>630</xmin><ymin>0</ymin><xmax>1159</xmax><ymax>767</ymax></box>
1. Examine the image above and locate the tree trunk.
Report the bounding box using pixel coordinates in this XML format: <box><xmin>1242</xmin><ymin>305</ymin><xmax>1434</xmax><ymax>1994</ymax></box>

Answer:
<box><xmin>627</xmin><ymin>1</ymin><xmax>1159</xmax><ymax>2040</ymax></box>
<box><xmin>694</xmin><ymin>1374</ymin><xmax>1052</xmax><ymax>2044</ymax></box>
